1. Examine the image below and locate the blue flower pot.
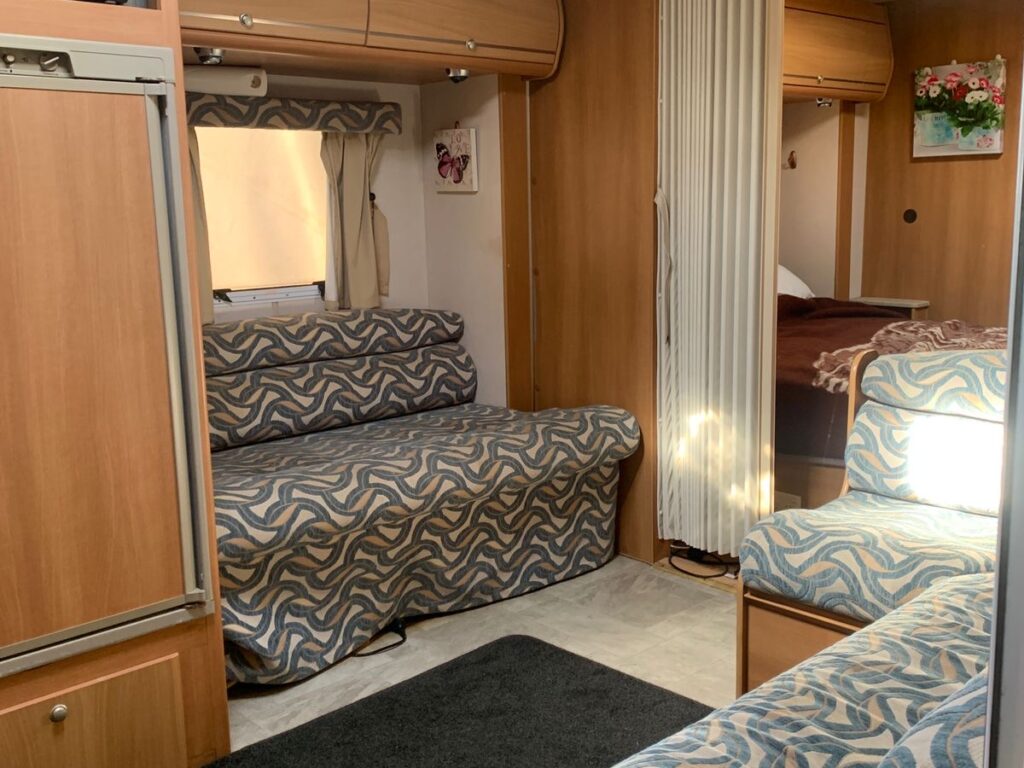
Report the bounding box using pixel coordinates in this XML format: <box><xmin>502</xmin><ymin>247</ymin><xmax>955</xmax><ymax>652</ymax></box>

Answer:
<box><xmin>916</xmin><ymin>111</ymin><xmax>957</xmax><ymax>146</ymax></box>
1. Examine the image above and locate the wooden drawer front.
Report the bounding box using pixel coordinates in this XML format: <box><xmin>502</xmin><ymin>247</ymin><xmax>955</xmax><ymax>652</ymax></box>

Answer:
<box><xmin>0</xmin><ymin>655</ymin><xmax>187</xmax><ymax>768</ymax></box>
<box><xmin>745</xmin><ymin>602</ymin><xmax>857</xmax><ymax>691</ymax></box>
<box><xmin>0</xmin><ymin>87</ymin><xmax>187</xmax><ymax>650</ymax></box>
<box><xmin>181</xmin><ymin>0</ymin><xmax>368</xmax><ymax>45</ymax></box>
<box><xmin>368</xmin><ymin>0</ymin><xmax>560</xmax><ymax>64</ymax></box>
<box><xmin>784</xmin><ymin>4</ymin><xmax>891</xmax><ymax>98</ymax></box>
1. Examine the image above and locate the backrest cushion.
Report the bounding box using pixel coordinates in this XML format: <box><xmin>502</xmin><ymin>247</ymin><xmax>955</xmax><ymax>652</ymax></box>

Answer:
<box><xmin>847</xmin><ymin>351</ymin><xmax>1007</xmax><ymax>516</ymax></box>
<box><xmin>204</xmin><ymin>310</ymin><xmax>476</xmax><ymax>451</ymax></box>
<box><xmin>878</xmin><ymin>671</ymin><xmax>989</xmax><ymax>768</ymax></box>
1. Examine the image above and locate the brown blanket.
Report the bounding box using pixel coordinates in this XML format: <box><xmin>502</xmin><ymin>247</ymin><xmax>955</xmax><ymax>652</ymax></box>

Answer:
<box><xmin>813</xmin><ymin>319</ymin><xmax>1008</xmax><ymax>394</ymax></box>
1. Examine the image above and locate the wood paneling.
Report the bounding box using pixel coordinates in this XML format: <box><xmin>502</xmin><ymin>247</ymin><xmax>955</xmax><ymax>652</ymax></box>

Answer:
<box><xmin>498</xmin><ymin>75</ymin><xmax>535</xmax><ymax>411</ymax></box>
<box><xmin>181</xmin><ymin>0</ymin><xmax>368</xmax><ymax>45</ymax></box>
<box><xmin>861</xmin><ymin>0</ymin><xmax>1022</xmax><ymax>326</ymax></box>
<box><xmin>0</xmin><ymin>618</ymin><xmax>229</xmax><ymax>768</ymax></box>
<box><xmin>367</xmin><ymin>0</ymin><xmax>561</xmax><ymax>64</ymax></box>
<box><xmin>529</xmin><ymin>0</ymin><xmax>662</xmax><ymax>562</ymax></box>
<box><xmin>783</xmin><ymin>0</ymin><xmax>893</xmax><ymax>103</ymax></box>
<box><xmin>0</xmin><ymin>88</ymin><xmax>185</xmax><ymax>648</ymax></box>
<box><xmin>0</xmin><ymin>655</ymin><xmax>187</xmax><ymax>768</ymax></box>
<box><xmin>834</xmin><ymin>102</ymin><xmax>856</xmax><ymax>299</ymax></box>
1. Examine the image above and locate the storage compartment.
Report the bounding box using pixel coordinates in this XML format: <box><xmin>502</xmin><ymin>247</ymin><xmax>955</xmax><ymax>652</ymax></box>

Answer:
<box><xmin>0</xmin><ymin>655</ymin><xmax>187</xmax><ymax>768</ymax></box>
<box><xmin>180</xmin><ymin>0</ymin><xmax>368</xmax><ymax>46</ymax></box>
<box><xmin>367</xmin><ymin>0</ymin><xmax>561</xmax><ymax>64</ymax></box>
<box><xmin>784</xmin><ymin>0</ymin><xmax>893</xmax><ymax>102</ymax></box>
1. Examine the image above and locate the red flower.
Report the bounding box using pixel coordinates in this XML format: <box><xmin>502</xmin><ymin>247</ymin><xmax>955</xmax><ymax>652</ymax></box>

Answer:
<box><xmin>954</xmin><ymin>84</ymin><xmax>969</xmax><ymax>100</ymax></box>
<box><xmin>994</xmin><ymin>94</ymin><xmax>1005</xmax><ymax>106</ymax></box>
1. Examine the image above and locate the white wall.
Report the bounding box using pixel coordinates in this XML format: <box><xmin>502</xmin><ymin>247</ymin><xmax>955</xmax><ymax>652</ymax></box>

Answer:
<box><xmin>268</xmin><ymin>75</ymin><xmax>431</xmax><ymax>310</ymax></box>
<box><xmin>779</xmin><ymin>102</ymin><xmax>840</xmax><ymax>298</ymax></box>
<box><xmin>420</xmin><ymin>75</ymin><xmax>507</xmax><ymax>406</ymax></box>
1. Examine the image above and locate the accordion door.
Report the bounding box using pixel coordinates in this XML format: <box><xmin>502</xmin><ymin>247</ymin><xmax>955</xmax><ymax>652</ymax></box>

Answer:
<box><xmin>0</xmin><ymin>85</ymin><xmax>191</xmax><ymax>652</ymax></box>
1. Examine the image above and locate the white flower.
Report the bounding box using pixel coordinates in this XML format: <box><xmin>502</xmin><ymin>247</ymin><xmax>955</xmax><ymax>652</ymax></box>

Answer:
<box><xmin>917</xmin><ymin>86</ymin><xmax>927</xmax><ymax>97</ymax></box>
<box><xmin>921</xmin><ymin>67</ymin><xmax>933</xmax><ymax>75</ymax></box>
<box><xmin>968</xmin><ymin>77</ymin><xmax>981</xmax><ymax>89</ymax></box>
<box><xmin>977</xmin><ymin>90</ymin><xmax>990</xmax><ymax>102</ymax></box>
<box><xmin>929</xmin><ymin>85</ymin><xmax>942</xmax><ymax>97</ymax></box>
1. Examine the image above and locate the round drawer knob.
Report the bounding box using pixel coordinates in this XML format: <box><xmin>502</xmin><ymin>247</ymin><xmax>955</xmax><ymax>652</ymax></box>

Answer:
<box><xmin>465</xmin><ymin>39</ymin><xmax>477</xmax><ymax>51</ymax></box>
<box><xmin>239</xmin><ymin>12</ymin><xmax>254</xmax><ymax>29</ymax></box>
<box><xmin>49</xmin><ymin>704</ymin><xmax>69</xmax><ymax>724</ymax></box>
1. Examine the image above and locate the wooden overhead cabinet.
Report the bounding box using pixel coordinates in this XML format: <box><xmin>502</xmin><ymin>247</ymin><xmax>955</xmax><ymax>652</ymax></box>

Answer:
<box><xmin>367</xmin><ymin>0</ymin><xmax>562</xmax><ymax>67</ymax></box>
<box><xmin>784</xmin><ymin>0</ymin><xmax>893</xmax><ymax>102</ymax></box>
<box><xmin>180</xmin><ymin>0</ymin><xmax>369</xmax><ymax>46</ymax></box>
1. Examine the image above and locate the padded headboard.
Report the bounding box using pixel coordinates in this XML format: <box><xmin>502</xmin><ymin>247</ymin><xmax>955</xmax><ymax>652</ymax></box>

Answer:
<box><xmin>846</xmin><ymin>350</ymin><xmax>1007</xmax><ymax>516</ymax></box>
<box><xmin>203</xmin><ymin>310</ymin><xmax>477</xmax><ymax>451</ymax></box>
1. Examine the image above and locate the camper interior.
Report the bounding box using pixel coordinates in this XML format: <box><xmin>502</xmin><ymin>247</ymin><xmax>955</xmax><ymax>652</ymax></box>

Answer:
<box><xmin>1</xmin><ymin>1</ymin><xmax>1022</xmax><ymax>767</ymax></box>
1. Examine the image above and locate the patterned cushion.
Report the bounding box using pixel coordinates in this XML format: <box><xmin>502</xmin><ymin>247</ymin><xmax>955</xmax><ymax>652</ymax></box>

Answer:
<box><xmin>204</xmin><ymin>310</ymin><xmax>477</xmax><ymax>451</ymax></box>
<box><xmin>206</xmin><ymin>342</ymin><xmax>476</xmax><ymax>451</ymax></box>
<box><xmin>213</xmin><ymin>403</ymin><xmax>641</xmax><ymax>682</ymax></box>
<box><xmin>203</xmin><ymin>309</ymin><xmax>463</xmax><ymax>375</ymax></box>
<box><xmin>861</xmin><ymin>349</ymin><xmax>1007</xmax><ymax>422</ymax></box>
<box><xmin>740</xmin><ymin>491</ymin><xmax>998</xmax><ymax>622</ymax></box>
<box><xmin>846</xmin><ymin>401</ymin><xmax>1004</xmax><ymax>517</ymax></box>
<box><xmin>616</xmin><ymin>573</ymin><xmax>992</xmax><ymax>768</ymax></box>
<box><xmin>879</xmin><ymin>671</ymin><xmax>989</xmax><ymax>768</ymax></box>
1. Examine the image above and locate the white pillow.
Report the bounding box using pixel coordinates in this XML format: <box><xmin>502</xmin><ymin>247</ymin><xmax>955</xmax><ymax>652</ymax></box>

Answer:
<box><xmin>777</xmin><ymin>265</ymin><xmax>814</xmax><ymax>298</ymax></box>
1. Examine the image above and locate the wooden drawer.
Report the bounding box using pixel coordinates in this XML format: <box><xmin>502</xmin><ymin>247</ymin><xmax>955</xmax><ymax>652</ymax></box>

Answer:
<box><xmin>0</xmin><ymin>655</ymin><xmax>187</xmax><ymax>768</ymax></box>
<box><xmin>368</xmin><ymin>0</ymin><xmax>561</xmax><ymax>64</ymax></box>
<box><xmin>180</xmin><ymin>0</ymin><xmax>368</xmax><ymax>46</ymax></box>
<box><xmin>783</xmin><ymin>0</ymin><xmax>892</xmax><ymax>102</ymax></box>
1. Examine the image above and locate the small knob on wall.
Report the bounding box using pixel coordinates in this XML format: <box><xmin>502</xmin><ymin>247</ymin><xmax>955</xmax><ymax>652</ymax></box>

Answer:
<box><xmin>466</xmin><ymin>39</ymin><xmax>477</xmax><ymax>51</ymax></box>
<box><xmin>239</xmin><ymin>12</ymin><xmax>254</xmax><ymax>28</ymax></box>
<box><xmin>49</xmin><ymin>704</ymin><xmax>69</xmax><ymax>724</ymax></box>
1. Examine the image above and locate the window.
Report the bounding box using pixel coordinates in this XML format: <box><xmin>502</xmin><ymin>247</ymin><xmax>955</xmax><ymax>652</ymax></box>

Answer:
<box><xmin>196</xmin><ymin>127</ymin><xmax>327</xmax><ymax>291</ymax></box>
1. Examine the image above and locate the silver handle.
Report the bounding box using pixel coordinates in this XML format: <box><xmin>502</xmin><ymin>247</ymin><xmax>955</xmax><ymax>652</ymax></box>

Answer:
<box><xmin>239</xmin><ymin>12</ymin><xmax>254</xmax><ymax>28</ymax></box>
<box><xmin>466</xmin><ymin>39</ymin><xmax>477</xmax><ymax>51</ymax></box>
<box><xmin>49</xmin><ymin>704</ymin><xmax>69</xmax><ymax>724</ymax></box>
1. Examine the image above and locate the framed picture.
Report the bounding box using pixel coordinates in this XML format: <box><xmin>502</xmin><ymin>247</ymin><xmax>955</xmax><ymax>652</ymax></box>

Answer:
<box><xmin>913</xmin><ymin>57</ymin><xmax>1007</xmax><ymax>158</ymax></box>
<box><xmin>433</xmin><ymin>127</ymin><xmax>478</xmax><ymax>193</ymax></box>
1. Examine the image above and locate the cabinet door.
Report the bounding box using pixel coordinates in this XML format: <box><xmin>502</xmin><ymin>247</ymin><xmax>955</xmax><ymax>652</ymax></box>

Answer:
<box><xmin>784</xmin><ymin>2</ymin><xmax>892</xmax><ymax>101</ymax></box>
<box><xmin>0</xmin><ymin>655</ymin><xmax>187</xmax><ymax>768</ymax></box>
<box><xmin>0</xmin><ymin>87</ymin><xmax>187</xmax><ymax>650</ymax></box>
<box><xmin>180</xmin><ymin>0</ymin><xmax>368</xmax><ymax>46</ymax></box>
<box><xmin>368</xmin><ymin>0</ymin><xmax>561</xmax><ymax>64</ymax></box>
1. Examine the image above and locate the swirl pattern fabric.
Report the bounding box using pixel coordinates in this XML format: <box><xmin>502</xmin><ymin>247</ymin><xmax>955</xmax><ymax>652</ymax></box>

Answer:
<box><xmin>186</xmin><ymin>93</ymin><xmax>402</xmax><ymax>135</ymax></box>
<box><xmin>206</xmin><ymin>342</ymin><xmax>477</xmax><ymax>451</ymax></box>
<box><xmin>203</xmin><ymin>309</ymin><xmax>464</xmax><ymax>376</ymax></box>
<box><xmin>740</xmin><ymin>491</ymin><xmax>998</xmax><ymax>622</ymax></box>
<box><xmin>846</xmin><ymin>402</ymin><xmax>1004</xmax><ymax>516</ymax></box>
<box><xmin>617</xmin><ymin>574</ymin><xmax>992</xmax><ymax>768</ymax></box>
<box><xmin>879</xmin><ymin>671</ymin><xmax>989</xmax><ymax>768</ymax></box>
<box><xmin>860</xmin><ymin>349</ymin><xmax>1007</xmax><ymax>421</ymax></box>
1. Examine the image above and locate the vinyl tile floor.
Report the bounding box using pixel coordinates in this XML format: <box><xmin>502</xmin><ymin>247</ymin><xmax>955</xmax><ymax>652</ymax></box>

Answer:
<box><xmin>228</xmin><ymin>556</ymin><xmax>738</xmax><ymax>750</ymax></box>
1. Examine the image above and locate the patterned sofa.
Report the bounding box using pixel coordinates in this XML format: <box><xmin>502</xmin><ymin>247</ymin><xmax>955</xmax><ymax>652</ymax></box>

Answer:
<box><xmin>203</xmin><ymin>309</ymin><xmax>640</xmax><ymax>684</ymax></box>
<box><xmin>618</xmin><ymin>572</ymin><xmax>992</xmax><ymax>768</ymax></box>
<box><xmin>742</xmin><ymin>349</ymin><xmax>1005</xmax><ymax>623</ymax></box>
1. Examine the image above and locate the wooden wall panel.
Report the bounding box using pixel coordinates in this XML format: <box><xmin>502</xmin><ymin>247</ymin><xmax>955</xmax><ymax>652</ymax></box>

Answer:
<box><xmin>861</xmin><ymin>0</ymin><xmax>1022</xmax><ymax>326</ymax></box>
<box><xmin>528</xmin><ymin>0</ymin><xmax>663</xmax><ymax>562</ymax></box>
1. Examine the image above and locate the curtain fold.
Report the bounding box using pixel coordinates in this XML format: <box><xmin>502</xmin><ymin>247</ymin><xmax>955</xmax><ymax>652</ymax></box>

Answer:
<box><xmin>657</xmin><ymin>0</ymin><xmax>773</xmax><ymax>555</ymax></box>
<box><xmin>187</xmin><ymin>127</ymin><xmax>215</xmax><ymax>325</ymax></box>
<box><xmin>320</xmin><ymin>133</ymin><xmax>385</xmax><ymax>309</ymax></box>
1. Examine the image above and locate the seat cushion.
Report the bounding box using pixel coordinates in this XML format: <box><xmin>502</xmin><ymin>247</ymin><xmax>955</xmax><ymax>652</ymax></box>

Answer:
<box><xmin>213</xmin><ymin>403</ymin><xmax>641</xmax><ymax>564</ymax></box>
<box><xmin>878</xmin><ymin>671</ymin><xmax>989</xmax><ymax>768</ymax></box>
<box><xmin>740</xmin><ymin>491</ymin><xmax>998</xmax><ymax>622</ymax></box>
<box><xmin>615</xmin><ymin>573</ymin><xmax>992</xmax><ymax>768</ymax></box>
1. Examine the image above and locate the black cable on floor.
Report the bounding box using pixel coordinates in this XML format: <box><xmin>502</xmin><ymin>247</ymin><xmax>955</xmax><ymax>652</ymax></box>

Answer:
<box><xmin>353</xmin><ymin>619</ymin><xmax>408</xmax><ymax>657</ymax></box>
<box><xmin>667</xmin><ymin>542</ymin><xmax>739</xmax><ymax>580</ymax></box>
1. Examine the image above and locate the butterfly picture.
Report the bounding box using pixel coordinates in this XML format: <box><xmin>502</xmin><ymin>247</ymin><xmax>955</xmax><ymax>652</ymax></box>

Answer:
<box><xmin>436</xmin><ymin>142</ymin><xmax>471</xmax><ymax>185</ymax></box>
<box><xmin>433</xmin><ymin>128</ymin><xmax>478</xmax><ymax>192</ymax></box>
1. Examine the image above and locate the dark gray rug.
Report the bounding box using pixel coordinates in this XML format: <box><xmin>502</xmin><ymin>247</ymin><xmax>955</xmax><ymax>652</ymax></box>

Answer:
<box><xmin>210</xmin><ymin>635</ymin><xmax>713</xmax><ymax>768</ymax></box>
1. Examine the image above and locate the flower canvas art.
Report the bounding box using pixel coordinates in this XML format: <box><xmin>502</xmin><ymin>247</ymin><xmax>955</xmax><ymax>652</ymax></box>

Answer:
<box><xmin>434</xmin><ymin>127</ymin><xmax>478</xmax><ymax>192</ymax></box>
<box><xmin>913</xmin><ymin>57</ymin><xmax>1007</xmax><ymax>157</ymax></box>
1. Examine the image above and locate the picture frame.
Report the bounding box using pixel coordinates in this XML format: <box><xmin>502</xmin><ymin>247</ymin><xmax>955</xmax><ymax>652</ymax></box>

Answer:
<box><xmin>433</xmin><ymin>127</ymin><xmax>478</xmax><ymax>193</ymax></box>
<box><xmin>913</xmin><ymin>57</ymin><xmax>1007</xmax><ymax>158</ymax></box>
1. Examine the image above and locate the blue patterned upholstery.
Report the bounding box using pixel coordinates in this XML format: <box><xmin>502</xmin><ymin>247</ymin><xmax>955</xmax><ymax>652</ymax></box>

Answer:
<box><xmin>879</xmin><ymin>671</ymin><xmax>989</xmax><ymax>768</ymax></box>
<box><xmin>742</xmin><ymin>349</ymin><xmax>1004</xmax><ymax>620</ymax></box>
<box><xmin>741</xmin><ymin>491</ymin><xmax>998</xmax><ymax>622</ymax></box>
<box><xmin>617</xmin><ymin>574</ymin><xmax>992</xmax><ymax>768</ymax></box>
<box><xmin>205</xmin><ymin>311</ymin><xmax>641</xmax><ymax>683</ymax></box>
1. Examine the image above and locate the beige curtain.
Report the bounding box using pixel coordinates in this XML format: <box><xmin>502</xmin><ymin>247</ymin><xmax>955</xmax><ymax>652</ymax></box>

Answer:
<box><xmin>320</xmin><ymin>133</ymin><xmax>387</xmax><ymax>309</ymax></box>
<box><xmin>372</xmin><ymin>199</ymin><xmax>390</xmax><ymax>297</ymax></box>
<box><xmin>187</xmin><ymin>127</ymin><xmax>215</xmax><ymax>324</ymax></box>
